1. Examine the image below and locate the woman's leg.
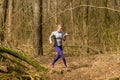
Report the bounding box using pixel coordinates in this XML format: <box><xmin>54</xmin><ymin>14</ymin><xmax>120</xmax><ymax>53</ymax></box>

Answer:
<box><xmin>61</xmin><ymin>55</ymin><xmax>67</xmax><ymax>67</ymax></box>
<box><xmin>54</xmin><ymin>46</ymin><xmax>67</xmax><ymax>67</ymax></box>
<box><xmin>51</xmin><ymin>54</ymin><xmax>61</xmax><ymax>66</ymax></box>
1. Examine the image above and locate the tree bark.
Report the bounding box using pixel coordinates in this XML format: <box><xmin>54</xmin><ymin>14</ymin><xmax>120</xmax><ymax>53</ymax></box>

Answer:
<box><xmin>33</xmin><ymin>0</ymin><xmax>43</xmax><ymax>55</ymax></box>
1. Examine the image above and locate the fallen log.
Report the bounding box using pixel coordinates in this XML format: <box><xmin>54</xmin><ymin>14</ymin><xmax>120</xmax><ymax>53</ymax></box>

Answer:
<box><xmin>0</xmin><ymin>46</ymin><xmax>46</xmax><ymax>71</ymax></box>
<box><xmin>0</xmin><ymin>53</ymin><xmax>28</xmax><ymax>69</ymax></box>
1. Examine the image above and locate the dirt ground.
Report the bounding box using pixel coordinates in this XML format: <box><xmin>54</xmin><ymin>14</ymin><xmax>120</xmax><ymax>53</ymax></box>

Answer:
<box><xmin>37</xmin><ymin>52</ymin><xmax>120</xmax><ymax>80</ymax></box>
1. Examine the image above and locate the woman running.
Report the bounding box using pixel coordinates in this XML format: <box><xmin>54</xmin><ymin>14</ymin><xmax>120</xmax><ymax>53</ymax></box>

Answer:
<box><xmin>49</xmin><ymin>24</ymin><xmax>69</xmax><ymax>71</ymax></box>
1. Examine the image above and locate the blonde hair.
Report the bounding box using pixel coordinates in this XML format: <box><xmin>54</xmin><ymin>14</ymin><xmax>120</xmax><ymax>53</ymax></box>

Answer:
<box><xmin>55</xmin><ymin>24</ymin><xmax>62</xmax><ymax>30</ymax></box>
<box><xmin>58</xmin><ymin>24</ymin><xmax>62</xmax><ymax>27</ymax></box>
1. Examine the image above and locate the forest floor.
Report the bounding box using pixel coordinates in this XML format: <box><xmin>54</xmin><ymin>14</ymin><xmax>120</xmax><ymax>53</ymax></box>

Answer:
<box><xmin>36</xmin><ymin>52</ymin><xmax>120</xmax><ymax>80</ymax></box>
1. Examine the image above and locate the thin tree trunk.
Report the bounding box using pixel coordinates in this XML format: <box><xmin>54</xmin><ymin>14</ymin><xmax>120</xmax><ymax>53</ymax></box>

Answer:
<box><xmin>47</xmin><ymin>0</ymin><xmax>50</xmax><ymax>12</ymax></box>
<box><xmin>6</xmin><ymin>0</ymin><xmax>13</xmax><ymax>40</ymax></box>
<box><xmin>70</xmin><ymin>0</ymin><xmax>75</xmax><ymax>45</ymax></box>
<box><xmin>82</xmin><ymin>0</ymin><xmax>89</xmax><ymax>53</ymax></box>
<box><xmin>3</xmin><ymin>0</ymin><xmax>8</xmax><ymax>26</ymax></box>
<box><xmin>54</xmin><ymin>0</ymin><xmax>57</xmax><ymax>24</ymax></box>
<box><xmin>0</xmin><ymin>0</ymin><xmax>8</xmax><ymax>44</ymax></box>
<box><xmin>103</xmin><ymin>0</ymin><xmax>108</xmax><ymax>51</ymax></box>
<box><xmin>33</xmin><ymin>0</ymin><xmax>43</xmax><ymax>55</ymax></box>
<box><xmin>0</xmin><ymin>4</ymin><xmax>4</xmax><ymax>44</ymax></box>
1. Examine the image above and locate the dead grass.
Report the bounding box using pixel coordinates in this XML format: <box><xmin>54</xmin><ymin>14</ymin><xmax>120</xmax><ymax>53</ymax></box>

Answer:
<box><xmin>36</xmin><ymin>52</ymin><xmax>120</xmax><ymax>80</ymax></box>
<box><xmin>0</xmin><ymin>51</ymin><xmax>120</xmax><ymax>80</ymax></box>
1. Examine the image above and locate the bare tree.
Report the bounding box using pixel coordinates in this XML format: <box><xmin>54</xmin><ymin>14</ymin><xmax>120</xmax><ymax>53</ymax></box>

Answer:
<box><xmin>33</xmin><ymin>0</ymin><xmax>43</xmax><ymax>55</ymax></box>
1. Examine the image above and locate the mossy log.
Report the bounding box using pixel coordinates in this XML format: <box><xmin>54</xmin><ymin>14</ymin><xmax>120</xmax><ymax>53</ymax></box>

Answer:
<box><xmin>0</xmin><ymin>53</ymin><xmax>28</xmax><ymax>69</ymax></box>
<box><xmin>0</xmin><ymin>46</ymin><xmax>46</xmax><ymax>71</ymax></box>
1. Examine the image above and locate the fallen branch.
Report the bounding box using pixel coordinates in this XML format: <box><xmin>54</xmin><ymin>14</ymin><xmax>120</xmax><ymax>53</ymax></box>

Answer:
<box><xmin>63</xmin><ymin>45</ymin><xmax>100</xmax><ymax>53</ymax></box>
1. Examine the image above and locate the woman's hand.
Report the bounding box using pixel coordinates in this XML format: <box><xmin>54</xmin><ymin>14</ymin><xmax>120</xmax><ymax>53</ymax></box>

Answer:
<box><xmin>65</xmin><ymin>33</ymin><xmax>68</xmax><ymax>36</ymax></box>
<box><xmin>50</xmin><ymin>41</ymin><xmax>52</xmax><ymax>44</ymax></box>
<box><xmin>63</xmin><ymin>33</ymin><xmax>68</xmax><ymax>41</ymax></box>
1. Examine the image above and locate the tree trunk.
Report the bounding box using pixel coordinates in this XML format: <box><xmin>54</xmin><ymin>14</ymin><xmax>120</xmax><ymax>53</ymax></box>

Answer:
<box><xmin>0</xmin><ymin>0</ymin><xmax>8</xmax><ymax>44</ymax></box>
<box><xmin>54</xmin><ymin>0</ymin><xmax>57</xmax><ymax>24</ymax></box>
<box><xmin>2</xmin><ymin>0</ymin><xmax>8</xmax><ymax>25</ymax></box>
<box><xmin>82</xmin><ymin>0</ymin><xmax>89</xmax><ymax>53</ymax></box>
<box><xmin>6</xmin><ymin>0</ymin><xmax>13</xmax><ymax>39</ymax></box>
<box><xmin>70</xmin><ymin>0</ymin><xmax>75</xmax><ymax>45</ymax></box>
<box><xmin>0</xmin><ymin>4</ymin><xmax>4</xmax><ymax>44</ymax></box>
<box><xmin>33</xmin><ymin>0</ymin><xmax>43</xmax><ymax>55</ymax></box>
<box><xmin>103</xmin><ymin>0</ymin><xmax>108</xmax><ymax>51</ymax></box>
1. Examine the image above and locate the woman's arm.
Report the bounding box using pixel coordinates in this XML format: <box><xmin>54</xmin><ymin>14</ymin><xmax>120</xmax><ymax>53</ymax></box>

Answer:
<box><xmin>63</xmin><ymin>36</ymin><xmax>66</xmax><ymax>41</ymax></box>
<box><xmin>49</xmin><ymin>32</ymin><xmax>54</xmax><ymax>44</ymax></box>
<box><xmin>63</xmin><ymin>33</ymin><xmax>68</xmax><ymax>41</ymax></box>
